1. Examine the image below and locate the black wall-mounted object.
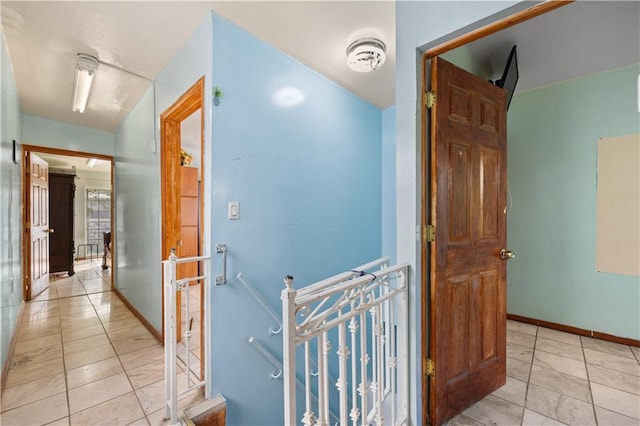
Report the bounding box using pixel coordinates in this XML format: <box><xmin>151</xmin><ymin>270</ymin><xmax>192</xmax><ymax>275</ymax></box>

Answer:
<box><xmin>495</xmin><ymin>45</ymin><xmax>519</xmax><ymax>110</ymax></box>
<box><xmin>12</xmin><ymin>140</ymin><xmax>18</xmax><ymax>164</ymax></box>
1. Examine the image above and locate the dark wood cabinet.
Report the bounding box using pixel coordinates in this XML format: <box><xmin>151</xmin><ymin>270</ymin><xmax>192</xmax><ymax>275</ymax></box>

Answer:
<box><xmin>49</xmin><ymin>172</ymin><xmax>75</xmax><ymax>276</ymax></box>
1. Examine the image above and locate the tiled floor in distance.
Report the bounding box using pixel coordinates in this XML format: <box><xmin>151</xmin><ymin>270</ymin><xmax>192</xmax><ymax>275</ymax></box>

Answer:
<box><xmin>448</xmin><ymin>320</ymin><xmax>640</xmax><ymax>425</ymax></box>
<box><xmin>1</xmin><ymin>261</ymin><xmax>204</xmax><ymax>425</ymax></box>
<box><xmin>177</xmin><ymin>283</ymin><xmax>202</xmax><ymax>379</ymax></box>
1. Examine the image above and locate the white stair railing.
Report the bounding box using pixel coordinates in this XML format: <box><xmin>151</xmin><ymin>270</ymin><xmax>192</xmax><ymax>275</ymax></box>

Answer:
<box><xmin>248</xmin><ymin>337</ymin><xmax>340</xmax><ymax>425</ymax></box>
<box><xmin>163</xmin><ymin>249</ymin><xmax>211</xmax><ymax>425</ymax></box>
<box><xmin>282</xmin><ymin>258</ymin><xmax>409</xmax><ymax>426</ymax></box>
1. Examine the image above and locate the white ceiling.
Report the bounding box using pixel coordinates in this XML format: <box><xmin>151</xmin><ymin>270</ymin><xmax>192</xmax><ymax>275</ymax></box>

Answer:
<box><xmin>1</xmin><ymin>1</ymin><xmax>394</xmax><ymax>133</ymax></box>
<box><xmin>2</xmin><ymin>2</ymin><xmax>637</xmax><ymax>137</ymax></box>
<box><xmin>460</xmin><ymin>1</ymin><xmax>640</xmax><ymax>95</ymax></box>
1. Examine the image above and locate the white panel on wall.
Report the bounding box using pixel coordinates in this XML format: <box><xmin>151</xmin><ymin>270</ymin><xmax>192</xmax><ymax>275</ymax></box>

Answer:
<box><xmin>596</xmin><ymin>133</ymin><xmax>640</xmax><ymax>276</ymax></box>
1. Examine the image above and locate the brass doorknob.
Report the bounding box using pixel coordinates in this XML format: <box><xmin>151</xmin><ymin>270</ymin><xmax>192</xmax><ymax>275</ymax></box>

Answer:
<box><xmin>47</xmin><ymin>229</ymin><xmax>55</xmax><ymax>233</ymax></box>
<box><xmin>500</xmin><ymin>249</ymin><xmax>515</xmax><ymax>260</ymax></box>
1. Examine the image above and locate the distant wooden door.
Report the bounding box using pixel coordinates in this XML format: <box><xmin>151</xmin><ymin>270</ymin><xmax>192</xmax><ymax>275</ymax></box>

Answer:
<box><xmin>49</xmin><ymin>173</ymin><xmax>76</xmax><ymax>276</ymax></box>
<box><xmin>428</xmin><ymin>57</ymin><xmax>508</xmax><ymax>425</ymax></box>
<box><xmin>27</xmin><ymin>152</ymin><xmax>50</xmax><ymax>300</ymax></box>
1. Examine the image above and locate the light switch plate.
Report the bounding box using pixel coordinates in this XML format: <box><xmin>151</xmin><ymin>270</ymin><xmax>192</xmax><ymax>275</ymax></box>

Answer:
<box><xmin>228</xmin><ymin>201</ymin><xmax>239</xmax><ymax>220</ymax></box>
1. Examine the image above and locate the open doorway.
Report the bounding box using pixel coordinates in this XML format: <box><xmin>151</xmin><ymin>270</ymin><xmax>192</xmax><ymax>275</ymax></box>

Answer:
<box><xmin>419</xmin><ymin>2</ymin><xmax>572</xmax><ymax>424</ymax></box>
<box><xmin>160</xmin><ymin>77</ymin><xmax>205</xmax><ymax>380</ymax></box>
<box><xmin>22</xmin><ymin>145</ymin><xmax>114</xmax><ymax>302</ymax></box>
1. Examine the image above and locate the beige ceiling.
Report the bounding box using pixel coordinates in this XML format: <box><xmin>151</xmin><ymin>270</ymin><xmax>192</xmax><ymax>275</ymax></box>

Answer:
<box><xmin>1</xmin><ymin>1</ymin><xmax>395</xmax><ymax>133</ymax></box>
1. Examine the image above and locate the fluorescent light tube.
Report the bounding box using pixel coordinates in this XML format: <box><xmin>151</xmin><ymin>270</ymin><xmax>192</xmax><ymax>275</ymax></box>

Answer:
<box><xmin>72</xmin><ymin>68</ymin><xmax>94</xmax><ymax>113</ymax></box>
<box><xmin>72</xmin><ymin>54</ymin><xmax>99</xmax><ymax>113</ymax></box>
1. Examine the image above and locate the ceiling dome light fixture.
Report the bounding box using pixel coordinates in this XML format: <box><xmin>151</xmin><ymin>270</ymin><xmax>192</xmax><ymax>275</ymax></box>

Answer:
<box><xmin>346</xmin><ymin>38</ymin><xmax>386</xmax><ymax>73</ymax></box>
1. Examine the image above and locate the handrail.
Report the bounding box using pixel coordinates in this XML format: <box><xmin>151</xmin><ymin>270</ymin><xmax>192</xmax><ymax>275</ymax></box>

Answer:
<box><xmin>237</xmin><ymin>273</ymin><xmax>328</xmax><ymax>379</ymax></box>
<box><xmin>296</xmin><ymin>263</ymin><xmax>408</xmax><ymax>305</ymax></box>
<box><xmin>162</xmin><ymin>253</ymin><xmax>210</xmax><ymax>265</ymax></box>
<box><xmin>295</xmin><ymin>256</ymin><xmax>390</xmax><ymax>297</ymax></box>
<box><xmin>248</xmin><ymin>337</ymin><xmax>283</xmax><ymax>379</ymax></box>
<box><xmin>248</xmin><ymin>337</ymin><xmax>339</xmax><ymax>426</ymax></box>
<box><xmin>236</xmin><ymin>273</ymin><xmax>283</xmax><ymax>335</ymax></box>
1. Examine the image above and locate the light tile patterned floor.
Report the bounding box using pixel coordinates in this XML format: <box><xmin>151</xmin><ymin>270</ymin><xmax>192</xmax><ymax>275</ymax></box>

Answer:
<box><xmin>1</xmin><ymin>262</ymin><xmax>203</xmax><ymax>425</ymax></box>
<box><xmin>448</xmin><ymin>320</ymin><xmax>640</xmax><ymax>425</ymax></box>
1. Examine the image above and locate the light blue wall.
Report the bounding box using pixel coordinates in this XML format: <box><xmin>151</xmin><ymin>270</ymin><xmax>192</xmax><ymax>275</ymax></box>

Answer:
<box><xmin>395</xmin><ymin>2</ymin><xmax>524</xmax><ymax>421</ymax></box>
<box><xmin>113</xmin><ymin>87</ymin><xmax>160</xmax><ymax>328</ymax></box>
<box><xmin>22</xmin><ymin>114</ymin><xmax>114</xmax><ymax>155</ymax></box>
<box><xmin>0</xmin><ymin>29</ymin><xmax>23</xmax><ymax>372</ymax></box>
<box><xmin>114</xmin><ymin>15</ymin><xmax>213</xmax><ymax>332</ymax></box>
<box><xmin>507</xmin><ymin>64</ymin><xmax>640</xmax><ymax>340</ymax></box>
<box><xmin>382</xmin><ymin>105</ymin><xmax>396</xmax><ymax>264</ymax></box>
<box><xmin>210</xmin><ymin>14</ymin><xmax>382</xmax><ymax>425</ymax></box>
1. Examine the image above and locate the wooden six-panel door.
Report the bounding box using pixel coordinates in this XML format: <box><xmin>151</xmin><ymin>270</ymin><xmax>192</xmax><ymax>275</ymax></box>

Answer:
<box><xmin>26</xmin><ymin>152</ymin><xmax>50</xmax><ymax>300</ymax></box>
<box><xmin>428</xmin><ymin>57</ymin><xmax>508</xmax><ymax>425</ymax></box>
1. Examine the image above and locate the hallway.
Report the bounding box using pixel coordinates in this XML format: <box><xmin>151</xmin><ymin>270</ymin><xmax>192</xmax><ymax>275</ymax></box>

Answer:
<box><xmin>0</xmin><ymin>262</ymin><xmax>203</xmax><ymax>425</ymax></box>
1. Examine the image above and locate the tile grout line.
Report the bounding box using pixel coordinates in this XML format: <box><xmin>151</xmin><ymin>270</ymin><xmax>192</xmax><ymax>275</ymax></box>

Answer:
<box><xmin>580</xmin><ymin>335</ymin><xmax>600</xmax><ymax>425</ymax></box>
<box><xmin>47</xmin><ymin>297</ymin><xmax>71</xmax><ymax>426</ymax></box>
<box><xmin>519</xmin><ymin>324</ymin><xmax>537</xmax><ymax>425</ymax></box>
<box><xmin>86</xmin><ymin>263</ymin><xmax>154</xmax><ymax>424</ymax></box>
<box><xmin>58</xmin><ymin>295</ymin><xmax>73</xmax><ymax>425</ymax></box>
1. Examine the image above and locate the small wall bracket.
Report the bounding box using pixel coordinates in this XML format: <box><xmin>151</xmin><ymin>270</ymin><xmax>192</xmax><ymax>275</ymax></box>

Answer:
<box><xmin>215</xmin><ymin>243</ymin><xmax>227</xmax><ymax>285</ymax></box>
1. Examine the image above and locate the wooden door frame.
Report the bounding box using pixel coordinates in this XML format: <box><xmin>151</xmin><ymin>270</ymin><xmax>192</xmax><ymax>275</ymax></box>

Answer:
<box><xmin>419</xmin><ymin>1</ymin><xmax>573</xmax><ymax>423</ymax></box>
<box><xmin>160</xmin><ymin>76</ymin><xmax>205</xmax><ymax>378</ymax></box>
<box><xmin>22</xmin><ymin>145</ymin><xmax>115</xmax><ymax>301</ymax></box>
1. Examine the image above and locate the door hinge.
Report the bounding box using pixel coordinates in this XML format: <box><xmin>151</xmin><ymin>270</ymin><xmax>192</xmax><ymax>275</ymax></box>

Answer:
<box><xmin>424</xmin><ymin>224</ymin><xmax>435</xmax><ymax>243</ymax></box>
<box><xmin>425</xmin><ymin>91</ymin><xmax>436</xmax><ymax>109</ymax></box>
<box><xmin>424</xmin><ymin>357</ymin><xmax>435</xmax><ymax>377</ymax></box>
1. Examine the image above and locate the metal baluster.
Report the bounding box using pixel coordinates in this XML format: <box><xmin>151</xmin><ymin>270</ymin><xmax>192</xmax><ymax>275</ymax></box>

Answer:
<box><xmin>163</xmin><ymin>249</ymin><xmax>178</xmax><ymax>424</ymax></box>
<box><xmin>316</xmin><ymin>334</ymin><xmax>326</xmax><ymax>425</ymax></box>
<box><xmin>336</xmin><ymin>311</ymin><xmax>349</xmax><ymax>425</ymax></box>
<box><xmin>383</xmin><ymin>268</ymin><xmax>391</xmax><ymax>398</ymax></box>
<box><xmin>374</xmin><ymin>304</ymin><xmax>384</xmax><ymax>425</ymax></box>
<box><xmin>282</xmin><ymin>275</ymin><xmax>297</xmax><ymax>426</ymax></box>
<box><xmin>370</xmin><ymin>305</ymin><xmax>378</xmax><ymax>423</ymax></box>
<box><xmin>389</xmin><ymin>281</ymin><xmax>397</xmax><ymax>425</ymax></box>
<box><xmin>349</xmin><ymin>317</ymin><xmax>360</xmax><ymax>426</ymax></box>
<box><xmin>302</xmin><ymin>341</ymin><xmax>316</xmax><ymax>426</ymax></box>
<box><xmin>322</xmin><ymin>331</ymin><xmax>331</xmax><ymax>426</ymax></box>
<box><xmin>359</xmin><ymin>309</ymin><xmax>369</xmax><ymax>425</ymax></box>
<box><xmin>183</xmin><ymin>280</ymin><xmax>192</xmax><ymax>385</ymax></box>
